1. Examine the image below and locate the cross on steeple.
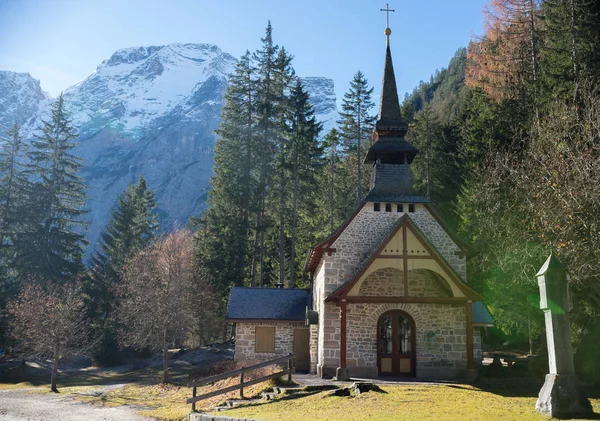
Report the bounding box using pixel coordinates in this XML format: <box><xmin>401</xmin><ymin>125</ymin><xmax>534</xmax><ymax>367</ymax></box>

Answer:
<box><xmin>380</xmin><ymin>3</ymin><xmax>395</xmax><ymax>31</ymax></box>
<box><xmin>380</xmin><ymin>3</ymin><xmax>395</xmax><ymax>45</ymax></box>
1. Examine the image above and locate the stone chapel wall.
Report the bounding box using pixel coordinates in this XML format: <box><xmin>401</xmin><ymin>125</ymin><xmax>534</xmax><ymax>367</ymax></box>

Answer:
<box><xmin>234</xmin><ymin>322</ymin><xmax>304</xmax><ymax>362</ymax></box>
<box><xmin>322</xmin><ymin>203</ymin><xmax>466</xmax><ymax>296</ymax></box>
<box><xmin>345</xmin><ymin>303</ymin><xmax>467</xmax><ymax>378</ymax></box>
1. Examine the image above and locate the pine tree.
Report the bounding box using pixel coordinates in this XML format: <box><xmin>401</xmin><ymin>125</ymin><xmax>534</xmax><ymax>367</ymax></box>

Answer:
<box><xmin>14</xmin><ymin>94</ymin><xmax>88</xmax><ymax>282</ymax></box>
<box><xmin>0</xmin><ymin>123</ymin><xmax>28</xmax><ymax>345</ymax></box>
<box><xmin>338</xmin><ymin>71</ymin><xmax>375</xmax><ymax>206</ymax></box>
<box><xmin>251</xmin><ymin>21</ymin><xmax>279</xmax><ymax>287</ymax></box>
<box><xmin>87</xmin><ymin>176</ymin><xmax>157</xmax><ymax>365</ymax></box>
<box><xmin>0</xmin><ymin>123</ymin><xmax>27</xmax><ymax>251</ymax></box>
<box><xmin>199</xmin><ymin>50</ymin><xmax>257</xmax><ymax>294</ymax></box>
<box><xmin>287</xmin><ymin>80</ymin><xmax>323</xmax><ymax>287</ymax></box>
<box><xmin>271</xmin><ymin>47</ymin><xmax>295</xmax><ymax>286</ymax></box>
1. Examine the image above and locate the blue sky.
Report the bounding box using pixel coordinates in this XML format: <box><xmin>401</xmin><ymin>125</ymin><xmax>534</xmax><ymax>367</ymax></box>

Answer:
<box><xmin>0</xmin><ymin>0</ymin><xmax>486</xmax><ymax>102</ymax></box>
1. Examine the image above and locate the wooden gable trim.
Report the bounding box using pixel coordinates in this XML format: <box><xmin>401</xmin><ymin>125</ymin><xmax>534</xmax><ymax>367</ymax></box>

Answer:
<box><xmin>403</xmin><ymin>221</ymin><xmax>482</xmax><ymax>301</ymax></box>
<box><xmin>325</xmin><ymin>215</ymin><xmax>409</xmax><ymax>301</ymax></box>
<box><xmin>325</xmin><ymin>215</ymin><xmax>482</xmax><ymax>302</ymax></box>
<box><xmin>340</xmin><ymin>296</ymin><xmax>468</xmax><ymax>304</ymax></box>
<box><xmin>304</xmin><ymin>201</ymin><xmax>366</xmax><ymax>273</ymax></box>
<box><xmin>225</xmin><ymin>319</ymin><xmax>305</xmax><ymax>324</ymax></box>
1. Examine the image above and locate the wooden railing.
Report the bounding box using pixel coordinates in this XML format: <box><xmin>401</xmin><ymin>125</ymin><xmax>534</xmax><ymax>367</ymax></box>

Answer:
<box><xmin>187</xmin><ymin>353</ymin><xmax>295</xmax><ymax>412</ymax></box>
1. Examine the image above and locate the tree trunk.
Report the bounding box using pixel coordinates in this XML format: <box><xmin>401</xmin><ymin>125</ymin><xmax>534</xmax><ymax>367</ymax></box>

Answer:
<box><xmin>249</xmin><ymin>210</ymin><xmax>262</xmax><ymax>288</ymax></box>
<box><xmin>356</xmin><ymin>112</ymin><xmax>361</xmax><ymax>205</ymax></box>
<box><xmin>162</xmin><ymin>340</ymin><xmax>169</xmax><ymax>384</ymax></box>
<box><xmin>50</xmin><ymin>348</ymin><xmax>59</xmax><ymax>393</ymax></box>
<box><xmin>329</xmin><ymin>141</ymin><xmax>335</xmax><ymax>234</ymax></box>
<box><xmin>279</xmin><ymin>156</ymin><xmax>286</xmax><ymax>286</ymax></box>
<box><xmin>289</xmin><ymin>156</ymin><xmax>299</xmax><ymax>288</ymax></box>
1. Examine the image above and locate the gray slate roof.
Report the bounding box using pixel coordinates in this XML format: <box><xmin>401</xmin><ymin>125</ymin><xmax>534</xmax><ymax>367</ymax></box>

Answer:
<box><xmin>473</xmin><ymin>301</ymin><xmax>494</xmax><ymax>326</ymax></box>
<box><xmin>225</xmin><ymin>287</ymin><xmax>310</xmax><ymax>321</ymax></box>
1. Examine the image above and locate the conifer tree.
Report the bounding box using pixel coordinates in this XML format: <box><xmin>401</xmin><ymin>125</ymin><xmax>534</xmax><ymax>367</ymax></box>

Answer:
<box><xmin>0</xmin><ymin>123</ymin><xmax>28</xmax><ymax>345</ymax></box>
<box><xmin>271</xmin><ymin>47</ymin><xmax>295</xmax><ymax>286</ymax></box>
<box><xmin>87</xmin><ymin>176</ymin><xmax>157</xmax><ymax>364</ymax></box>
<box><xmin>14</xmin><ymin>94</ymin><xmax>88</xmax><ymax>282</ymax></box>
<box><xmin>287</xmin><ymin>80</ymin><xmax>323</xmax><ymax>287</ymax></box>
<box><xmin>338</xmin><ymin>71</ymin><xmax>375</xmax><ymax>206</ymax></box>
<box><xmin>251</xmin><ymin>21</ymin><xmax>279</xmax><ymax>287</ymax></box>
<box><xmin>0</xmin><ymin>123</ymin><xmax>27</xmax><ymax>251</ymax></box>
<box><xmin>200</xmin><ymin>50</ymin><xmax>257</xmax><ymax>293</ymax></box>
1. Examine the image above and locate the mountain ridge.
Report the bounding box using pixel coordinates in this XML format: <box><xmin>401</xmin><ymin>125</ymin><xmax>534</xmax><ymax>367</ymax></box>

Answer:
<box><xmin>0</xmin><ymin>43</ymin><xmax>338</xmax><ymax>257</ymax></box>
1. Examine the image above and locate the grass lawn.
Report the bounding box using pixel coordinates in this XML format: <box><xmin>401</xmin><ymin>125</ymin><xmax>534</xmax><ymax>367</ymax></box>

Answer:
<box><xmin>222</xmin><ymin>382</ymin><xmax>600</xmax><ymax>421</ymax></box>
<box><xmin>3</xmin><ymin>361</ymin><xmax>600</xmax><ymax>421</ymax></box>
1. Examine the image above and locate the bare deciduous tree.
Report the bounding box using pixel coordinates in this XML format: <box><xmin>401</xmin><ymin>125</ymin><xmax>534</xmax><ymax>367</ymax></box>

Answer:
<box><xmin>117</xmin><ymin>228</ymin><xmax>217</xmax><ymax>383</ymax></box>
<box><xmin>9</xmin><ymin>281</ymin><xmax>93</xmax><ymax>392</ymax></box>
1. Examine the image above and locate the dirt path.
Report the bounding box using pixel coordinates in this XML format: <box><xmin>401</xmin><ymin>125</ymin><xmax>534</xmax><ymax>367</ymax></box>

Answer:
<box><xmin>0</xmin><ymin>387</ymin><xmax>155</xmax><ymax>421</ymax></box>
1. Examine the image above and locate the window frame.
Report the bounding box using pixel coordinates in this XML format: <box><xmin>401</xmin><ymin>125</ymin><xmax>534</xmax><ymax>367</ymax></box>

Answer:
<box><xmin>255</xmin><ymin>326</ymin><xmax>276</xmax><ymax>353</ymax></box>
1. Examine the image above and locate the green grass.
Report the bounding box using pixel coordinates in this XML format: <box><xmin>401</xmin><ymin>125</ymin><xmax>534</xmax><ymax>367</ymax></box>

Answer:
<box><xmin>4</xmin><ymin>363</ymin><xmax>600</xmax><ymax>421</ymax></box>
<box><xmin>222</xmin><ymin>383</ymin><xmax>600</xmax><ymax>421</ymax></box>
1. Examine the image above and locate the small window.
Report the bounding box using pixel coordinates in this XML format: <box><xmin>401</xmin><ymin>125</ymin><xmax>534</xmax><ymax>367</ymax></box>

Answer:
<box><xmin>408</xmin><ymin>204</ymin><xmax>415</xmax><ymax>213</ymax></box>
<box><xmin>374</xmin><ymin>203</ymin><xmax>381</xmax><ymax>212</ymax></box>
<box><xmin>385</xmin><ymin>203</ymin><xmax>391</xmax><ymax>212</ymax></box>
<box><xmin>397</xmin><ymin>204</ymin><xmax>403</xmax><ymax>213</ymax></box>
<box><xmin>255</xmin><ymin>327</ymin><xmax>275</xmax><ymax>353</ymax></box>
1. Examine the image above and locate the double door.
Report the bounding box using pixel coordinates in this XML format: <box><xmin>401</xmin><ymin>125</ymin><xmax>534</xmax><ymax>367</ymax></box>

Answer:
<box><xmin>377</xmin><ymin>310</ymin><xmax>415</xmax><ymax>376</ymax></box>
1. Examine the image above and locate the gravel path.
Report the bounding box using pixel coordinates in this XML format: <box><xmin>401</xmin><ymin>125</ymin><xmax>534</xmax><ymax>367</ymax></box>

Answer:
<box><xmin>0</xmin><ymin>388</ymin><xmax>155</xmax><ymax>421</ymax></box>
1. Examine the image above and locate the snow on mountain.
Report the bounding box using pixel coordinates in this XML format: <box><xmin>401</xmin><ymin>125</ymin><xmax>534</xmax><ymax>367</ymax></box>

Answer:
<box><xmin>300</xmin><ymin>76</ymin><xmax>338</xmax><ymax>134</ymax></box>
<box><xmin>1</xmin><ymin>44</ymin><xmax>338</xmax><ymax>258</ymax></box>
<box><xmin>0</xmin><ymin>71</ymin><xmax>50</xmax><ymax>135</ymax></box>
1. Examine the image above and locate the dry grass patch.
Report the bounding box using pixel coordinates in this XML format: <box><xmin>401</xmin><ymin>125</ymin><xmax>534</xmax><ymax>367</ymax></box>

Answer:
<box><xmin>223</xmin><ymin>383</ymin><xmax>600</xmax><ymax>421</ymax></box>
<box><xmin>71</xmin><ymin>360</ymin><xmax>285</xmax><ymax>420</ymax></box>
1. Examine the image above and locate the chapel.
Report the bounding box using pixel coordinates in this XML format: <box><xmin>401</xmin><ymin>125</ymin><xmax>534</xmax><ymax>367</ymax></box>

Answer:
<box><xmin>226</xmin><ymin>15</ymin><xmax>493</xmax><ymax>379</ymax></box>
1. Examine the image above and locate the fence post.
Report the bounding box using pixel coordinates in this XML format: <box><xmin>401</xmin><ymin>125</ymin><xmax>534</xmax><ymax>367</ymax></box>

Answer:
<box><xmin>287</xmin><ymin>354</ymin><xmax>292</xmax><ymax>383</ymax></box>
<box><xmin>191</xmin><ymin>386</ymin><xmax>197</xmax><ymax>412</ymax></box>
<box><xmin>240</xmin><ymin>367</ymin><xmax>245</xmax><ymax>399</ymax></box>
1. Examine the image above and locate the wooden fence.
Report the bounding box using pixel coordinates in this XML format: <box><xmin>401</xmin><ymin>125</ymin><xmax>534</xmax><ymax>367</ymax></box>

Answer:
<box><xmin>187</xmin><ymin>353</ymin><xmax>295</xmax><ymax>412</ymax></box>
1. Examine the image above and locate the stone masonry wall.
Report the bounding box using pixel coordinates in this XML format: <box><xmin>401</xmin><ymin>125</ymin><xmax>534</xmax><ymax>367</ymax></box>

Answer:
<box><xmin>345</xmin><ymin>303</ymin><xmax>467</xmax><ymax>372</ymax></box>
<box><xmin>322</xmin><ymin>204</ymin><xmax>466</xmax><ymax>297</ymax></box>
<box><xmin>234</xmin><ymin>322</ymin><xmax>305</xmax><ymax>362</ymax></box>
<box><xmin>312</xmin><ymin>203</ymin><xmax>469</xmax><ymax>377</ymax></box>
<box><xmin>408</xmin><ymin>269</ymin><xmax>452</xmax><ymax>297</ymax></box>
<box><xmin>359</xmin><ymin>267</ymin><xmax>404</xmax><ymax>296</ymax></box>
<box><xmin>358</xmin><ymin>268</ymin><xmax>450</xmax><ymax>297</ymax></box>
<box><xmin>474</xmin><ymin>327</ymin><xmax>483</xmax><ymax>364</ymax></box>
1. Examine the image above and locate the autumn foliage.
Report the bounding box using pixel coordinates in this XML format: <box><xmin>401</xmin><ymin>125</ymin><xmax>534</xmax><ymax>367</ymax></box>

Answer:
<box><xmin>117</xmin><ymin>228</ymin><xmax>218</xmax><ymax>383</ymax></box>
<box><xmin>8</xmin><ymin>281</ymin><xmax>93</xmax><ymax>392</ymax></box>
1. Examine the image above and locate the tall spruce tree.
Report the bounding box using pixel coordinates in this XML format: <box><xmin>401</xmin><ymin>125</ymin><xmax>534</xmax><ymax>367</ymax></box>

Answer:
<box><xmin>14</xmin><ymin>94</ymin><xmax>87</xmax><ymax>282</ymax></box>
<box><xmin>0</xmin><ymin>123</ymin><xmax>28</xmax><ymax>345</ymax></box>
<box><xmin>287</xmin><ymin>80</ymin><xmax>323</xmax><ymax>287</ymax></box>
<box><xmin>88</xmin><ymin>175</ymin><xmax>157</xmax><ymax>364</ymax></box>
<box><xmin>271</xmin><ymin>47</ymin><xmax>295</xmax><ymax>286</ymax></box>
<box><xmin>200</xmin><ymin>50</ymin><xmax>257</xmax><ymax>294</ymax></box>
<box><xmin>251</xmin><ymin>21</ymin><xmax>279</xmax><ymax>287</ymax></box>
<box><xmin>338</xmin><ymin>71</ymin><xmax>375</xmax><ymax>206</ymax></box>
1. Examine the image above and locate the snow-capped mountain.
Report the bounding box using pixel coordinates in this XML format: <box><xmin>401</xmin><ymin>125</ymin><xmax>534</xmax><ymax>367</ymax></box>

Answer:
<box><xmin>0</xmin><ymin>71</ymin><xmax>50</xmax><ymax>135</ymax></box>
<box><xmin>0</xmin><ymin>43</ymin><xmax>338</xmax><ymax>256</ymax></box>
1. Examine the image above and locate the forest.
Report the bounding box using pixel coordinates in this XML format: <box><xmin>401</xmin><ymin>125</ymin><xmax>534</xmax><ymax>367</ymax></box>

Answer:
<box><xmin>0</xmin><ymin>0</ymin><xmax>599</xmax><ymax>387</ymax></box>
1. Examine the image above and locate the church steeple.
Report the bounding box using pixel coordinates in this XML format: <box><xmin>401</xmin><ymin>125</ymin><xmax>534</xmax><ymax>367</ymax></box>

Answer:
<box><xmin>364</xmin><ymin>6</ymin><xmax>425</xmax><ymax>203</ymax></box>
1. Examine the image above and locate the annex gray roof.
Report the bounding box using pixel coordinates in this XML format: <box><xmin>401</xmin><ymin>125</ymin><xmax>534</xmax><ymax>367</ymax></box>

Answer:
<box><xmin>225</xmin><ymin>287</ymin><xmax>310</xmax><ymax>321</ymax></box>
<box><xmin>473</xmin><ymin>301</ymin><xmax>494</xmax><ymax>326</ymax></box>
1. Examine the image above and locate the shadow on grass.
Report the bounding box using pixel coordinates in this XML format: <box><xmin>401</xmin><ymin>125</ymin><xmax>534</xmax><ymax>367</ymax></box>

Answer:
<box><xmin>0</xmin><ymin>362</ymin><xmax>195</xmax><ymax>390</ymax></box>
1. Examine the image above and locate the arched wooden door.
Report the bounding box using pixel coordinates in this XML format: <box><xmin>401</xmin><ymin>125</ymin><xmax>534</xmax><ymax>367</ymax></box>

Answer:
<box><xmin>377</xmin><ymin>310</ymin><xmax>416</xmax><ymax>376</ymax></box>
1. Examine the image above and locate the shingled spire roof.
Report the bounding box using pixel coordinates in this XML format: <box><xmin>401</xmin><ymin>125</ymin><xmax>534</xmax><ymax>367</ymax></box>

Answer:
<box><xmin>364</xmin><ymin>20</ymin><xmax>424</xmax><ymax>203</ymax></box>
<box><xmin>365</xmin><ymin>30</ymin><xmax>415</xmax><ymax>165</ymax></box>
<box><xmin>376</xmin><ymin>43</ymin><xmax>406</xmax><ymax>133</ymax></box>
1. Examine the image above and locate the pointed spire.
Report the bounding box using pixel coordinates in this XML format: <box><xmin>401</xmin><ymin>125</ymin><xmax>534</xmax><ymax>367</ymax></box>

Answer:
<box><xmin>378</xmin><ymin>44</ymin><xmax>402</xmax><ymax>124</ymax></box>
